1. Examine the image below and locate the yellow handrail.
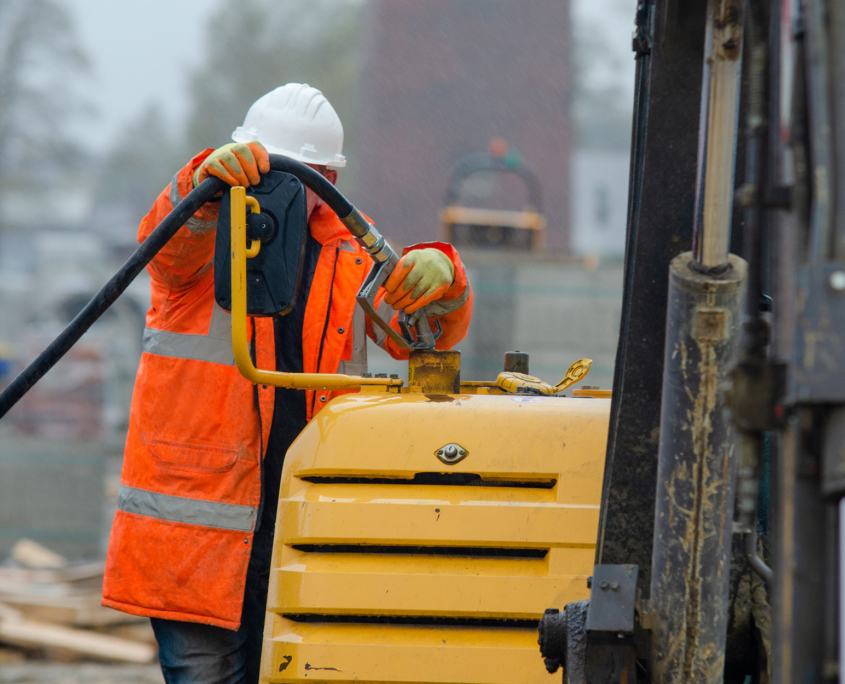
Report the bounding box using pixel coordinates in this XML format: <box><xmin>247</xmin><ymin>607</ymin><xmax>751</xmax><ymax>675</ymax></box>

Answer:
<box><xmin>230</xmin><ymin>186</ymin><xmax>402</xmax><ymax>390</ymax></box>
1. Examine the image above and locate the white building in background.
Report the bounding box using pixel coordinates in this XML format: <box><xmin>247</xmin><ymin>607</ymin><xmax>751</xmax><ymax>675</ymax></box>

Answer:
<box><xmin>570</xmin><ymin>149</ymin><xmax>630</xmax><ymax>258</ymax></box>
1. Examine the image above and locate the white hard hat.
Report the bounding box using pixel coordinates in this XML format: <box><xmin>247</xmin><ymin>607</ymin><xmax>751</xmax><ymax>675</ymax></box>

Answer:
<box><xmin>232</xmin><ymin>83</ymin><xmax>346</xmax><ymax>168</ymax></box>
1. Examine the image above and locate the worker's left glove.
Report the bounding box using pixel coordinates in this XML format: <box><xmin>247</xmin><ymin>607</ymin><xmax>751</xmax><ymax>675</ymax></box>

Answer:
<box><xmin>192</xmin><ymin>142</ymin><xmax>270</xmax><ymax>188</ymax></box>
<box><xmin>383</xmin><ymin>248</ymin><xmax>455</xmax><ymax>314</ymax></box>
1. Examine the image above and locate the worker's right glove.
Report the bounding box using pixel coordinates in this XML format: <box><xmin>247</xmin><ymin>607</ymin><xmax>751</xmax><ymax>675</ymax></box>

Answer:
<box><xmin>193</xmin><ymin>142</ymin><xmax>270</xmax><ymax>188</ymax></box>
<box><xmin>383</xmin><ymin>248</ymin><xmax>455</xmax><ymax>315</ymax></box>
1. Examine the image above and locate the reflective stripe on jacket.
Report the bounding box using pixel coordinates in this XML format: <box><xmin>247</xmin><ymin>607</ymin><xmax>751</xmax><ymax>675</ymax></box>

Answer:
<box><xmin>102</xmin><ymin>150</ymin><xmax>472</xmax><ymax>629</ymax></box>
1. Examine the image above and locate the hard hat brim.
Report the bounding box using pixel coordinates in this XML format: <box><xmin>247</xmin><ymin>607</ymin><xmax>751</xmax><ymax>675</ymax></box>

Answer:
<box><xmin>231</xmin><ymin>128</ymin><xmax>347</xmax><ymax>168</ymax></box>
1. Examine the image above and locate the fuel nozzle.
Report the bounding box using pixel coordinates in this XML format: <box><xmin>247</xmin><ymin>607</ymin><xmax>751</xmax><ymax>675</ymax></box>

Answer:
<box><xmin>345</xmin><ymin>207</ymin><xmax>442</xmax><ymax>351</ymax></box>
<box><xmin>341</xmin><ymin>208</ymin><xmax>397</xmax><ymax>264</ymax></box>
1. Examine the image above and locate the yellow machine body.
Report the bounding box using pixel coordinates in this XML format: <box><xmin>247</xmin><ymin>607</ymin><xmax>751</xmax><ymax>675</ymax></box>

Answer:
<box><xmin>225</xmin><ymin>186</ymin><xmax>610</xmax><ymax>684</ymax></box>
<box><xmin>259</xmin><ymin>390</ymin><xmax>609</xmax><ymax>684</ymax></box>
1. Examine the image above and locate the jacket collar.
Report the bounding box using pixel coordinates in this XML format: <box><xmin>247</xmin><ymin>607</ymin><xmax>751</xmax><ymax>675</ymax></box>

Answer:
<box><xmin>308</xmin><ymin>203</ymin><xmax>353</xmax><ymax>246</ymax></box>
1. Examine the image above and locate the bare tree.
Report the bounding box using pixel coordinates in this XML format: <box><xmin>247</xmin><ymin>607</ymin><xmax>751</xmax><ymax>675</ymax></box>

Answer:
<box><xmin>96</xmin><ymin>104</ymin><xmax>183</xmax><ymax>231</ymax></box>
<box><xmin>0</xmin><ymin>0</ymin><xmax>90</xmax><ymax>184</ymax></box>
<box><xmin>95</xmin><ymin>0</ymin><xmax>364</xmax><ymax>237</ymax></box>
<box><xmin>571</xmin><ymin>0</ymin><xmax>635</xmax><ymax>150</ymax></box>
<box><xmin>185</xmin><ymin>0</ymin><xmax>362</xmax><ymax>171</ymax></box>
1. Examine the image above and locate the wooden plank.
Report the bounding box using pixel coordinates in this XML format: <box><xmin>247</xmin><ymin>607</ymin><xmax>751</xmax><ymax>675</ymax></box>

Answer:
<box><xmin>10</xmin><ymin>539</ymin><xmax>67</xmax><ymax>569</ymax></box>
<box><xmin>440</xmin><ymin>206</ymin><xmax>545</xmax><ymax>230</ymax></box>
<box><xmin>0</xmin><ymin>591</ymin><xmax>144</xmax><ymax>627</ymax></box>
<box><xmin>0</xmin><ymin>602</ymin><xmax>155</xmax><ymax>663</ymax></box>
<box><xmin>0</xmin><ymin>561</ymin><xmax>105</xmax><ymax>585</ymax></box>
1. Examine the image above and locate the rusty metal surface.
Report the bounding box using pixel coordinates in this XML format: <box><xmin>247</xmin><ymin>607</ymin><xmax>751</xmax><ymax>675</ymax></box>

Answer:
<box><xmin>724</xmin><ymin>534</ymin><xmax>772</xmax><ymax>684</ymax></box>
<box><xmin>792</xmin><ymin>263</ymin><xmax>845</xmax><ymax>401</ymax></box>
<box><xmin>769</xmin><ymin>1</ymin><xmax>845</xmax><ymax>681</ymax></box>
<box><xmin>564</xmin><ymin>601</ymin><xmax>589</xmax><ymax>684</ymax></box>
<box><xmin>822</xmin><ymin>406</ymin><xmax>845</xmax><ymax>496</ymax></box>
<box><xmin>584</xmin><ymin>643</ymin><xmax>637</xmax><ymax>684</ymax></box>
<box><xmin>407</xmin><ymin>350</ymin><xmax>461</xmax><ymax>393</ymax></box>
<box><xmin>537</xmin><ymin>600</ymin><xmax>590</xmax><ymax>682</ymax></box>
<box><xmin>596</xmin><ymin>0</ymin><xmax>706</xmax><ymax>594</ymax></box>
<box><xmin>773</xmin><ymin>413</ymin><xmax>829</xmax><ymax>684</ymax></box>
<box><xmin>585</xmin><ymin>565</ymin><xmax>638</xmax><ymax>635</ymax></box>
<box><xmin>649</xmin><ymin>252</ymin><xmax>747</xmax><ymax>684</ymax></box>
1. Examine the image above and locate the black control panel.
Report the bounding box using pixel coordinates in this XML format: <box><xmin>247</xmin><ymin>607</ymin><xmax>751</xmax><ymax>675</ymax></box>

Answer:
<box><xmin>214</xmin><ymin>170</ymin><xmax>308</xmax><ymax>316</ymax></box>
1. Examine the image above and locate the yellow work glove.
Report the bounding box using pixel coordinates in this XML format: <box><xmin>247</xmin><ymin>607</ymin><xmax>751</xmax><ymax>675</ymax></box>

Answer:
<box><xmin>192</xmin><ymin>142</ymin><xmax>270</xmax><ymax>188</ymax></box>
<box><xmin>383</xmin><ymin>248</ymin><xmax>455</xmax><ymax>315</ymax></box>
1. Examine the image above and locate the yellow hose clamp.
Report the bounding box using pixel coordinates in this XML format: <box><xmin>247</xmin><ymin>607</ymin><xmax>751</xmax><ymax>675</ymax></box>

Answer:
<box><xmin>229</xmin><ymin>186</ymin><xmax>402</xmax><ymax>391</ymax></box>
<box><xmin>496</xmin><ymin>358</ymin><xmax>593</xmax><ymax>395</ymax></box>
<box><xmin>242</xmin><ymin>195</ymin><xmax>261</xmax><ymax>258</ymax></box>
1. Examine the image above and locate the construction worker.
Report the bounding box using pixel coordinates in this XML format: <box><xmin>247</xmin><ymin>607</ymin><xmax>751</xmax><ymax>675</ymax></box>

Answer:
<box><xmin>101</xmin><ymin>83</ymin><xmax>473</xmax><ymax>683</ymax></box>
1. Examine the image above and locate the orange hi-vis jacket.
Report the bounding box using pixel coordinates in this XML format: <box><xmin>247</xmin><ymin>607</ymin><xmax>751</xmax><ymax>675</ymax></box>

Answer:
<box><xmin>102</xmin><ymin>150</ymin><xmax>473</xmax><ymax>630</ymax></box>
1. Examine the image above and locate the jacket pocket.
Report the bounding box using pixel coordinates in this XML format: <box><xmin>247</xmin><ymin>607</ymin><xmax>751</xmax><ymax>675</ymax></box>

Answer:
<box><xmin>150</xmin><ymin>439</ymin><xmax>239</xmax><ymax>473</ymax></box>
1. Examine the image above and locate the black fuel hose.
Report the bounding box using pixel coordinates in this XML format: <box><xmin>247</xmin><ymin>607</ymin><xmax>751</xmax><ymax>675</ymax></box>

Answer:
<box><xmin>0</xmin><ymin>154</ymin><xmax>358</xmax><ymax>419</ymax></box>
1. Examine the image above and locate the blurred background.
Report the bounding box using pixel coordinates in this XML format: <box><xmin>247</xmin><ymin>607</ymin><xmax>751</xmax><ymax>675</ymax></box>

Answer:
<box><xmin>0</xmin><ymin>0</ymin><xmax>634</xmax><ymax>677</ymax></box>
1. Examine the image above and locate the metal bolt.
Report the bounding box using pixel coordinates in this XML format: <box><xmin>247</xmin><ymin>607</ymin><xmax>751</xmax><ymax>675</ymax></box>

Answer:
<box><xmin>600</xmin><ymin>581</ymin><xmax>609</xmax><ymax>590</ymax></box>
<box><xmin>437</xmin><ymin>444</ymin><xmax>466</xmax><ymax>464</ymax></box>
<box><xmin>611</xmin><ymin>582</ymin><xmax>620</xmax><ymax>591</ymax></box>
<box><xmin>830</xmin><ymin>271</ymin><xmax>845</xmax><ymax>291</ymax></box>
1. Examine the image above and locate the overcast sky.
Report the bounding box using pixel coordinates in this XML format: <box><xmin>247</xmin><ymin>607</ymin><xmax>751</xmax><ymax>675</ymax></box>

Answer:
<box><xmin>65</xmin><ymin>0</ymin><xmax>215</xmax><ymax>150</ymax></box>
<box><xmin>64</xmin><ymin>0</ymin><xmax>635</xmax><ymax>152</ymax></box>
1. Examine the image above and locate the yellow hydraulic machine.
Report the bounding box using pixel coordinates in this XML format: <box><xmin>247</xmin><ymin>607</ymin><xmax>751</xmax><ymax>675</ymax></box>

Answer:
<box><xmin>227</xmin><ymin>185</ymin><xmax>609</xmax><ymax>684</ymax></box>
<box><xmin>0</xmin><ymin>154</ymin><xmax>609</xmax><ymax>684</ymax></box>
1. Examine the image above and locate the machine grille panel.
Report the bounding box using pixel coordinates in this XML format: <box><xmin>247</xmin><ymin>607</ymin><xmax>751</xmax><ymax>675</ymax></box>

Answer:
<box><xmin>261</xmin><ymin>393</ymin><xmax>609</xmax><ymax>684</ymax></box>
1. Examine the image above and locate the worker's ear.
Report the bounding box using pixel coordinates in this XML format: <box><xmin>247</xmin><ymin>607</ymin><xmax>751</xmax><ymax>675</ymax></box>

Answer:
<box><xmin>325</xmin><ymin>169</ymin><xmax>338</xmax><ymax>186</ymax></box>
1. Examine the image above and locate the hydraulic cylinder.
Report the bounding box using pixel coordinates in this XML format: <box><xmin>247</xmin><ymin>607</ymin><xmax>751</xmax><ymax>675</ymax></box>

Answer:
<box><xmin>649</xmin><ymin>252</ymin><xmax>747</xmax><ymax>684</ymax></box>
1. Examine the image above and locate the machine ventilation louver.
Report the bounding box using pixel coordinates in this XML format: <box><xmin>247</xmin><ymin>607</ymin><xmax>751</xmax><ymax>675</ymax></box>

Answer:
<box><xmin>260</xmin><ymin>391</ymin><xmax>609</xmax><ymax>684</ymax></box>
